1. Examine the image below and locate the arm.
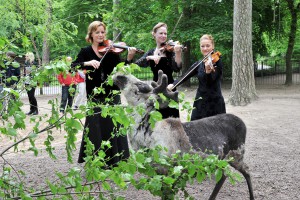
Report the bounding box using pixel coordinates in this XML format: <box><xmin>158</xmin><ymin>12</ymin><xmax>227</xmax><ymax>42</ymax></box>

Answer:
<box><xmin>134</xmin><ymin>50</ymin><xmax>154</xmax><ymax>68</ymax></box>
<box><xmin>57</xmin><ymin>73</ymin><xmax>64</xmax><ymax>85</ymax></box>
<box><xmin>168</xmin><ymin>51</ymin><xmax>182</xmax><ymax>72</ymax></box>
<box><xmin>71</xmin><ymin>47</ymin><xmax>100</xmax><ymax>70</ymax></box>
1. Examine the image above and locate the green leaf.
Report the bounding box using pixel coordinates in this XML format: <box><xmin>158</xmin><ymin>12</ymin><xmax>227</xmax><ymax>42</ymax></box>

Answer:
<box><xmin>7</xmin><ymin>127</ymin><xmax>17</xmax><ymax>136</ymax></box>
<box><xmin>163</xmin><ymin>177</ymin><xmax>175</xmax><ymax>185</ymax></box>
<box><xmin>215</xmin><ymin>168</ymin><xmax>223</xmax><ymax>183</ymax></box>
<box><xmin>102</xmin><ymin>181</ymin><xmax>111</xmax><ymax>191</ymax></box>
<box><xmin>196</xmin><ymin>171</ymin><xmax>206</xmax><ymax>183</ymax></box>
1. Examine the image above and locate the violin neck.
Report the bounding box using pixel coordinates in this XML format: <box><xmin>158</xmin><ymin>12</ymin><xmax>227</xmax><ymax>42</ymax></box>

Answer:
<box><xmin>113</xmin><ymin>43</ymin><xmax>129</xmax><ymax>49</ymax></box>
<box><xmin>113</xmin><ymin>43</ymin><xmax>144</xmax><ymax>54</ymax></box>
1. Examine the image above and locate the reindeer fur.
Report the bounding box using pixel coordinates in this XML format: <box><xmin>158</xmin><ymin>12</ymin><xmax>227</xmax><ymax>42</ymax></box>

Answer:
<box><xmin>112</xmin><ymin>70</ymin><xmax>254</xmax><ymax>200</ymax></box>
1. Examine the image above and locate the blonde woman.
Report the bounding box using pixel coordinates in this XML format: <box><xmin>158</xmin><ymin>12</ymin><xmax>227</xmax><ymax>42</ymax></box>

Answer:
<box><xmin>168</xmin><ymin>34</ymin><xmax>226</xmax><ymax>120</ymax></box>
<box><xmin>128</xmin><ymin>22</ymin><xmax>183</xmax><ymax>119</ymax></box>
<box><xmin>24</xmin><ymin>52</ymin><xmax>38</xmax><ymax>115</ymax></box>
<box><xmin>71</xmin><ymin>21</ymin><xmax>133</xmax><ymax>165</ymax></box>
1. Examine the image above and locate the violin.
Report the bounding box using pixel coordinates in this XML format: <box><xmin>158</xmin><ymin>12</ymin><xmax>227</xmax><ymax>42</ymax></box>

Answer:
<box><xmin>98</xmin><ymin>40</ymin><xmax>144</xmax><ymax>55</ymax></box>
<box><xmin>205</xmin><ymin>51</ymin><xmax>221</xmax><ymax>72</ymax></box>
<box><xmin>159</xmin><ymin>40</ymin><xmax>187</xmax><ymax>53</ymax></box>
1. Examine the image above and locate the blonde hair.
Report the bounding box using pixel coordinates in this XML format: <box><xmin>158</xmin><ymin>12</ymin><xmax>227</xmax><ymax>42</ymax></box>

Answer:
<box><xmin>25</xmin><ymin>52</ymin><xmax>35</xmax><ymax>63</ymax></box>
<box><xmin>200</xmin><ymin>34</ymin><xmax>215</xmax><ymax>46</ymax></box>
<box><xmin>85</xmin><ymin>21</ymin><xmax>106</xmax><ymax>43</ymax></box>
<box><xmin>152</xmin><ymin>22</ymin><xmax>167</xmax><ymax>36</ymax></box>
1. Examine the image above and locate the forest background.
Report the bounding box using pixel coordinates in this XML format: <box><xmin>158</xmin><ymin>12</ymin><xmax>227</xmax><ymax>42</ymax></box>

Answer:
<box><xmin>0</xmin><ymin>0</ymin><xmax>299</xmax><ymax>82</ymax></box>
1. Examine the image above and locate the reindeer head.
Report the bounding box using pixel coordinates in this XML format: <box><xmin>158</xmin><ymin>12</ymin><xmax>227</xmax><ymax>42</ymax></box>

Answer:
<box><xmin>112</xmin><ymin>70</ymin><xmax>178</xmax><ymax>108</ymax></box>
<box><xmin>112</xmin><ymin>72</ymin><xmax>153</xmax><ymax>106</ymax></box>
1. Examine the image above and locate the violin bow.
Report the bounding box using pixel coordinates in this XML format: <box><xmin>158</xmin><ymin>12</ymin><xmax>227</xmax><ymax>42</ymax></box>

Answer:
<box><xmin>169</xmin><ymin>13</ymin><xmax>183</xmax><ymax>41</ymax></box>
<box><xmin>171</xmin><ymin>50</ymin><xmax>214</xmax><ymax>90</ymax></box>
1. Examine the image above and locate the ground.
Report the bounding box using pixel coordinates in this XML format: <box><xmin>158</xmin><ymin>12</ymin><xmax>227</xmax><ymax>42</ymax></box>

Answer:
<box><xmin>1</xmin><ymin>84</ymin><xmax>300</xmax><ymax>200</ymax></box>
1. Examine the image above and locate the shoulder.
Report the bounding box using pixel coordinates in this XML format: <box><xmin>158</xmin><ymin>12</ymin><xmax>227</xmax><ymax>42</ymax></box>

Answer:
<box><xmin>79</xmin><ymin>46</ymin><xmax>93</xmax><ymax>54</ymax></box>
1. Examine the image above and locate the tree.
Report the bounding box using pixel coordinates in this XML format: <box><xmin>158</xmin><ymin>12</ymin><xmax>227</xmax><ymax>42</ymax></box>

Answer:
<box><xmin>228</xmin><ymin>0</ymin><xmax>258</xmax><ymax>106</ymax></box>
<box><xmin>42</xmin><ymin>0</ymin><xmax>52</xmax><ymax>66</ymax></box>
<box><xmin>284</xmin><ymin>0</ymin><xmax>300</xmax><ymax>85</ymax></box>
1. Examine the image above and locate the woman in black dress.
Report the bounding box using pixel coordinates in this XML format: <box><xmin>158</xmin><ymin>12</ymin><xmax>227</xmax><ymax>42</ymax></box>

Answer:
<box><xmin>168</xmin><ymin>34</ymin><xmax>226</xmax><ymax>121</ymax></box>
<box><xmin>127</xmin><ymin>22</ymin><xmax>183</xmax><ymax>118</ymax></box>
<box><xmin>72</xmin><ymin>21</ymin><xmax>132</xmax><ymax>166</ymax></box>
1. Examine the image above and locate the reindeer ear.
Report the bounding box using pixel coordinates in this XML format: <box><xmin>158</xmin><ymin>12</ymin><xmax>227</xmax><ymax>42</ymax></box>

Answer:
<box><xmin>135</xmin><ymin>82</ymin><xmax>152</xmax><ymax>93</ymax></box>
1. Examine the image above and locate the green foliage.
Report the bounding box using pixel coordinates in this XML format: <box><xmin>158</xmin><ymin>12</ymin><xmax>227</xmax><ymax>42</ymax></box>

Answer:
<box><xmin>0</xmin><ymin>44</ymin><xmax>242</xmax><ymax>199</ymax></box>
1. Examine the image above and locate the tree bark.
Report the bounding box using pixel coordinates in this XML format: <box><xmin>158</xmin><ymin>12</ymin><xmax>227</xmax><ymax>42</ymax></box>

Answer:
<box><xmin>42</xmin><ymin>0</ymin><xmax>52</xmax><ymax>66</ymax></box>
<box><xmin>182</xmin><ymin>41</ymin><xmax>191</xmax><ymax>87</ymax></box>
<box><xmin>284</xmin><ymin>0</ymin><xmax>299</xmax><ymax>85</ymax></box>
<box><xmin>228</xmin><ymin>0</ymin><xmax>257</xmax><ymax>106</ymax></box>
<box><xmin>113</xmin><ymin>0</ymin><xmax>122</xmax><ymax>41</ymax></box>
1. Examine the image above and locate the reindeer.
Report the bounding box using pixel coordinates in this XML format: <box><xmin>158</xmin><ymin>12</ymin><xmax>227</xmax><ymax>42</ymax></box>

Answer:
<box><xmin>112</xmin><ymin>70</ymin><xmax>254</xmax><ymax>200</ymax></box>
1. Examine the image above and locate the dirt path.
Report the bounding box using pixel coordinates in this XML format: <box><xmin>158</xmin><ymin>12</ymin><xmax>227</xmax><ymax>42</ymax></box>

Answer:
<box><xmin>1</xmin><ymin>84</ymin><xmax>300</xmax><ymax>200</ymax></box>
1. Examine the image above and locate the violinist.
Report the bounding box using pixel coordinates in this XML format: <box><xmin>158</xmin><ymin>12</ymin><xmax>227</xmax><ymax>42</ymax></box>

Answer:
<box><xmin>127</xmin><ymin>22</ymin><xmax>183</xmax><ymax>119</ymax></box>
<box><xmin>168</xmin><ymin>34</ymin><xmax>226</xmax><ymax>120</ymax></box>
<box><xmin>71</xmin><ymin>21</ymin><xmax>131</xmax><ymax>166</ymax></box>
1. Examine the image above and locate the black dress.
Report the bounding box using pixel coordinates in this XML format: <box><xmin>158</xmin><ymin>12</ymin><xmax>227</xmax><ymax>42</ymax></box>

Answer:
<box><xmin>72</xmin><ymin>46</ymin><xmax>129</xmax><ymax>165</ymax></box>
<box><xmin>135</xmin><ymin>49</ymin><xmax>182</xmax><ymax>118</ymax></box>
<box><xmin>173</xmin><ymin>57</ymin><xmax>226</xmax><ymax>120</ymax></box>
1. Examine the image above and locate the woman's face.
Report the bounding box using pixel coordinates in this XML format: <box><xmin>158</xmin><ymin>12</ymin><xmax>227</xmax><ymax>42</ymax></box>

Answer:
<box><xmin>91</xmin><ymin>25</ymin><xmax>106</xmax><ymax>44</ymax></box>
<box><xmin>153</xmin><ymin>26</ymin><xmax>167</xmax><ymax>45</ymax></box>
<box><xmin>200</xmin><ymin>39</ymin><xmax>214</xmax><ymax>56</ymax></box>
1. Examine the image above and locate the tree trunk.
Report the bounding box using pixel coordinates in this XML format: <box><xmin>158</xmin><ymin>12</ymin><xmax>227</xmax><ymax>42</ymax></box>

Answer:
<box><xmin>40</xmin><ymin>0</ymin><xmax>52</xmax><ymax>91</ymax></box>
<box><xmin>181</xmin><ymin>1</ymin><xmax>192</xmax><ymax>87</ymax></box>
<box><xmin>182</xmin><ymin>41</ymin><xmax>191</xmax><ymax>87</ymax></box>
<box><xmin>113</xmin><ymin>0</ymin><xmax>122</xmax><ymax>41</ymax></box>
<box><xmin>284</xmin><ymin>0</ymin><xmax>299</xmax><ymax>85</ymax></box>
<box><xmin>228</xmin><ymin>0</ymin><xmax>257</xmax><ymax>106</ymax></box>
<box><xmin>42</xmin><ymin>0</ymin><xmax>52</xmax><ymax>66</ymax></box>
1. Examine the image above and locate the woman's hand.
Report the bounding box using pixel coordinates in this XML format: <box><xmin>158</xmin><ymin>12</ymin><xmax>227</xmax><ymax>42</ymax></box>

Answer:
<box><xmin>167</xmin><ymin>84</ymin><xmax>174</xmax><ymax>91</ymax></box>
<box><xmin>127</xmin><ymin>47</ymin><xmax>137</xmax><ymax>61</ymax></box>
<box><xmin>173</xmin><ymin>43</ymin><xmax>182</xmax><ymax>53</ymax></box>
<box><xmin>146</xmin><ymin>55</ymin><xmax>161</xmax><ymax>65</ymax></box>
<box><xmin>85</xmin><ymin>60</ymin><xmax>100</xmax><ymax>69</ymax></box>
<box><xmin>204</xmin><ymin>60</ymin><xmax>215</xmax><ymax>74</ymax></box>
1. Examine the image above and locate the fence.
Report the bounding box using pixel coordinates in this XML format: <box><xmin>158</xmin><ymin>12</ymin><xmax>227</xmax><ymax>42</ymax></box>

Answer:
<box><xmin>21</xmin><ymin>59</ymin><xmax>300</xmax><ymax>97</ymax></box>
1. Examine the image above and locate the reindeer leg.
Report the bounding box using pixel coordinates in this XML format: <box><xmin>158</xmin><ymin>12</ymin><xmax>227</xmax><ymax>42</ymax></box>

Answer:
<box><xmin>238</xmin><ymin>166</ymin><xmax>255</xmax><ymax>200</ymax></box>
<box><xmin>208</xmin><ymin>174</ymin><xmax>226</xmax><ymax>200</ymax></box>
<box><xmin>230</xmin><ymin>158</ymin><xmax>255</xmax><ymax>200</ymax></box>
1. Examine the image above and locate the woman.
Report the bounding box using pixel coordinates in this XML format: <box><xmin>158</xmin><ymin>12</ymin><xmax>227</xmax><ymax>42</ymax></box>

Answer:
<box><xmin>127</xmin><ymin>22</ymin><xmax>183</xmax><ymax>118</ymax></box>
<box><xmin>72</xmin><ymin>21</ymin><xmax>131</xmax><ymax>166</ymax></box>
<box><xmin>168</xmin><ymin>34</ymin><xmax>226</xmax><ymax>120</ymax></box>
<box><xmin>24</xmin><ymin>52</ymin><xmax>38</xmax><ymax>115</ymax></box>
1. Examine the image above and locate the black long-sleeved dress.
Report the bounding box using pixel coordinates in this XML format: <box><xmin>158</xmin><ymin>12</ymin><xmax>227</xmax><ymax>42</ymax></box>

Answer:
<box><xmin>72</xmin><ymin>46</ymin><xmax>129</xmax><ymax>165</ymax></box>
<box><xmin>135</xmin><ymin>49</ymin><xmax>182</xmax><ymax>118</ymax></box>
<box><xmin>173</xmin><ymin>57</ymin><xmax>226</xmax><ymax>120</ymax></box>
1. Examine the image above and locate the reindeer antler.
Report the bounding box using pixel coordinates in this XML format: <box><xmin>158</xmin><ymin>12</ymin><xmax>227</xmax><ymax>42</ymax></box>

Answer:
<box><xmin>151</xmin><ymin>70</ymin><xmax>178</xmax><ymax>102</ymax></box>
